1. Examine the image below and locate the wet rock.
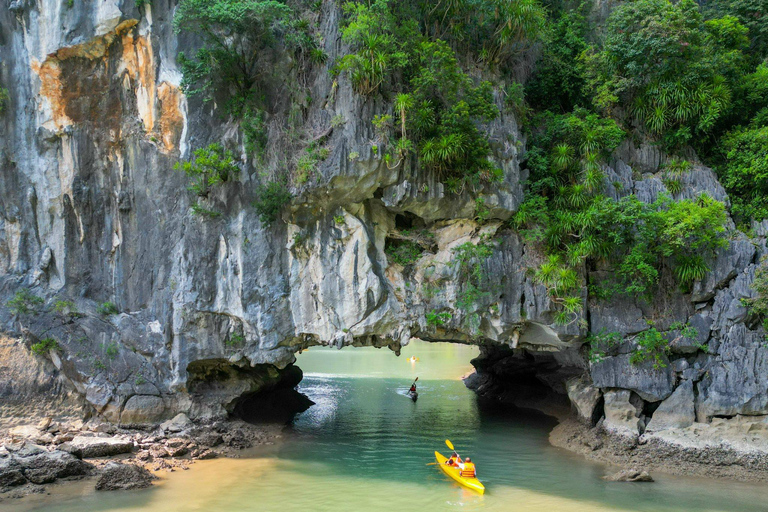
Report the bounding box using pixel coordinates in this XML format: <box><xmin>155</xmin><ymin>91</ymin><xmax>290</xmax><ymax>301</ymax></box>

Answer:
<box><xmin>603</xmin><ymin>469</ymin><xmax>654</xmax><ymax>482</ymax></box>
<box><xmin>0</xmin><ymin>458</ymin><xmax>27</xmax><ymax>490</ymax></box>
<box><xmin>19</xmin><ymin>451</ymin><xmax>92</xmax><ymax>485</ymax></box>
<box><xmin>69</xmin><ymin>436</ymin><xmax>133</xmax><ymax>458</ymax></box>
<box><xmin>646</xmin><ymin>380</ymin><xmax>695</xmax><ymax>432</ymax></box>
<box><xmin>95</xmin><ymin>463</ymin><xmax>154</xmax><ymax>491</ymax></box>
<box><xmin>566</xmin><ymin>376</ymin><xmax>602</xmax><ymax>424</ymax></box>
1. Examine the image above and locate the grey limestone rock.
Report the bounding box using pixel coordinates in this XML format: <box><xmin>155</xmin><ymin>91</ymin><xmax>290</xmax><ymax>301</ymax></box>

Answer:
<box><xmin>603</xmin><ymin>389</ymin><xmax>644</xmax><ymax>436</ymax></box>
<box><xmin>591</xmin><ymin>354</ymin><xmax>676</xmax><ymax>402</ymax></box>
<box><xmin>645</xmin><ymin>380</ymin><xmax>695</xmax><ymax>431</ymax></box>
<box><xmin>566</xmin><ymin>376</ymin><xmax>602</xmax><ymax>424</ymax></box>
<box><xmin>95</xmin><ymin>463</ymin><xmax>154</xmax><ymax>491</ymax></box>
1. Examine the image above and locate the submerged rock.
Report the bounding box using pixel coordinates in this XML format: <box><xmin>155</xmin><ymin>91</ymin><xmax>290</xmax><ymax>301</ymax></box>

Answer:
<box><xmin>603</xmin><ymin>469</ymin><xmax>654</xmax><ymax>482</ymax></box>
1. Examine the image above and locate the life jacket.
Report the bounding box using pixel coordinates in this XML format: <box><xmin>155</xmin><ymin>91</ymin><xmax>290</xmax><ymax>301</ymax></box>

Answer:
<box><xmin>460</xmin><ymin>462</ymin><xmax>476</xmax><ymax>477</ymax></box>
<box><xmin>447</xmin><ymin>456</ymin><xmax>458</xmax><ymax>466</ymax></box>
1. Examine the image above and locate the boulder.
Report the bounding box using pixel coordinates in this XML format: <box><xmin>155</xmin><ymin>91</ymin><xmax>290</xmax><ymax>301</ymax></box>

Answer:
<box><xmin>95</xmin><ymin>463</ymin><xmax>154</xmax><ymax>491</ymax></box>
<box><xmin>603</xmin><ymin>390</ymin><xmax>644</xmax><ymax>436</ymax></box>
<box><xmin>120</xmin><ymin>395</ymin><xmax>167</xmax><ymax>425</ymax></box>
<box><xmin>645</xmin><ymin>380</ymin><xmax>695</xmax><ymax>431</ymax></box>
<box><xmin>603</xmin><ymin>469</ymin><xmax>654</xmax><ymax>482</ymax></box>
<box><xmin>5</xmin><ymin>442</ymin><xmax>47</xmax><ymax>457</ymax></box>
<box><xmin>19</xmin><ymin>451</ymin><xmax>92</xmax><ymax>485</ymax></box>
<box><xmin>160</xmin><ymin>413</ymin><xmax>192</xmax><ymax>433</ymax></box>
<box><xmin>0</xmin><ymin>458</ymin><xmax>27</xmax><ymax>490</ymax></box>
<box><xmin>149</xmin><ymin>444</ymin><xmax>168</xmax><ymax>459</ymax></box>
<box><xmin>69</xmin><ymin>435</ymin><xmax>134</xmax><ymax>458</ymax></box>
<box><xmin>591</xmin><ymin>353</ymin><xmax>675</xmax><ymax>402</ymax></box>
<box><xmin>566</xmin><ymin>376</ymin><xmax>602</xmax><ymax>424</ymax></box>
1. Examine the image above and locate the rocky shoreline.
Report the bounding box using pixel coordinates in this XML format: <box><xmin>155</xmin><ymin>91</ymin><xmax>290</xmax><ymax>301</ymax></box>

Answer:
<box><xmin>550</xmin><ymin>417</ymin><xmax>768</xmax><ymax>483</ymax></box>
<box><xmin>0</xmin><ymin>415</ymin><xmax>281</xmax><ymax>501</ymax></box>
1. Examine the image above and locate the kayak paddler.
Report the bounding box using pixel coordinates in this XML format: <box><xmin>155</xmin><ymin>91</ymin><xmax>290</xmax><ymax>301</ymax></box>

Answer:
<box><xmin>446</xmin><ymin>451</ymin><xmax>461</xmax><ymax>466</ymax></box>
<box><xmin>459</xmin><ymin>457</ymin><xmax>476</xmax><ymax>478</ymax></box>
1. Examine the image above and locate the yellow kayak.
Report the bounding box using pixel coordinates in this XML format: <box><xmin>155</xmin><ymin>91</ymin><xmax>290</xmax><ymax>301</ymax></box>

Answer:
<box><xmin>434</xmin><ymin>451</ymin><xmax>485</xmax><ymax>494</ymax></box>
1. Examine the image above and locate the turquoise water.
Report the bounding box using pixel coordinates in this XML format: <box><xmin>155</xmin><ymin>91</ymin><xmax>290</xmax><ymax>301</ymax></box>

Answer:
<box><xmin>7</xmin><ymin>341</ymin><xmax>768</xmax><ymax>512</ymax></box>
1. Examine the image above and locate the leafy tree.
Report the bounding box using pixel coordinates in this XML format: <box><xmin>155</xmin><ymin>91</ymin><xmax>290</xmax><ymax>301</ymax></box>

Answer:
<box><xmin>6</xmin><ymin>289</ymin><xmax>44</xmax><ymax>315</ymax></box>
<box><xmin>526</xmin><ymin>6</ymin><xmax>590</xmax><ymax>112</ymax></box>
<box><xmin>704</xmin><ymin>0</ymin><xmax>768</xmax><ymax>63</ymax></box>
<box><xmin>582</xmin><ymin>0</ymin><xmax>749</xmax><ymax>148</ymax></box>
<box><xmin>175</xmin><ymin>143</ymin><xmax>240</xmax><ymax>198</ymax></box>
<box><xmin>716</xmin><ymin>125</ymin><xmax>768</xmax><ymax>221</ymax></box>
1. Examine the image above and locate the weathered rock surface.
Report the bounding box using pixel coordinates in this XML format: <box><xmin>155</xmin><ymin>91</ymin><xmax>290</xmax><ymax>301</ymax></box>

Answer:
<box><xmin>566</xmin><ymin>376</ymin><xmax>602</xmax><ymax>424</ymax></box>
<box><xmin>69</xmin><ymin>435</ymin><xmax>133</xmax><ymax>458</ymax></box>
<box><xmin>591</xmin><ymin>354</ymin><xmax>675</xmax><ymax>402</ymax></box>
<box><xmin>95</xmin><ymin>462</ymin><xmax>154</xmax><ymax>491</ymax></box>
<box><xmin>603</xmin><ymin>390</ymin><xmax>644</xmax><ymax>436</ymax></box>
<box><xmin>646</xmin><ymin>380</ymin><xmax>695</xmax><ymax>432</ymax></box>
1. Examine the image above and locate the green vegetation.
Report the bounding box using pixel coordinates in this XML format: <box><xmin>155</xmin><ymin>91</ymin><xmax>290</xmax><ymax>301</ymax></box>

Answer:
<box><xmin>0</xmin><ymin>88</ymin><xmax>9</xmax><ymax>115</ymax></box>
<box><xmin>98</xmin><ymin>302</ymin><xmax>119</xmax><ymax>316</ymax></box>
<box><xmin>52</xmin><ymin>300</ymin><xmax>78</xmax><ymax>316</ymax></box>
<box><xmin>226</xmin><ymin>332</ymin><xmax>245</xmax><ymax>346</ymax></box>
<box><xmin>717</xmin><ymin>125</ymin><xmax>768</xmax><ymax>221</ymax></box>
<box><xmin>136</xmin><ymin>0</ymin><xmax>150</xmax><ymax>7</ymax></box>
<box><xmin>337</xmin><ymin>0</ymin><xmax>545</xmax><ymax>188</ymax></box>
<box><xmin>426</xmin><ymin>310</ymin><xmax>452</xmax><ymax>327</ymax></box>
<box><xmin>452</xmin><ymin>239</ymin><xmax>494</xmax><ymax>313</ymax></box>
<box><xmin>744</xmin><ymin>257</ymin><xmax>768</xmax><ymax>332</ymax></box>
<box><xmin>31</xmin><ymin>338</ymin><xmax>60</xmax><ymax>356</ymax></box>
<box><xmin>174</xmin><ymin>0</ymin><xmax>321</xmax><ymax>156</ymax></box>
<box><xmin>253</xmin><ymin>180</ymin><xmax>292</xmax><ymax>225</ymax></box>
<box><xmin>7</xmin><ymin>289</ymin><xmax>44</xmax><ymax>315</ymax></box>
<box><xmin>103</xmin><ymin>342</ymin><xmax>119</xmax><ymax>360</ymax></box>
<box><xmin>295</xmin><ymin>143</ymin><xmax>330</xmax><ymax>184</ymax></box>
<box><xmin>175</xmin><ymin>143</ymin><xmax>239</xmax><ymax>198</ymax></box>
<box><xmin>385</xmin><ymin>240</ymin><xmax>423</xmax><ymax>266</ymax></box>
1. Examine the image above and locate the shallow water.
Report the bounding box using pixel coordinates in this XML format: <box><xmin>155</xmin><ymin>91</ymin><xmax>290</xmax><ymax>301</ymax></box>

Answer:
<box><xmin>7</xmin><ymin>341</ymin><xmax>768</xmax><ymax>512</ymax></box>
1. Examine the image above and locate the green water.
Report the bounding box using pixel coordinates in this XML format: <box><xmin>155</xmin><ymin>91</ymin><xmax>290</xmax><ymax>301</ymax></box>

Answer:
<box><xmin>7</xmin><ymin>341</ymin><xmax>768</xmax><ymax>512</ymax></box>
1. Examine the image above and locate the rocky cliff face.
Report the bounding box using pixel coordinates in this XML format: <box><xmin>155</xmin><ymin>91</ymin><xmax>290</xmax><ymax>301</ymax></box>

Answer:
<box><xmin>1</xmin><ymin>0</ymin><xmax>767</xmax><ymax>455</ymax></box>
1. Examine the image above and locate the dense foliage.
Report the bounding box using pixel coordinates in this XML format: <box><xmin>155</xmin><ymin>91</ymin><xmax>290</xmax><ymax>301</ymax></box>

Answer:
<box><xmin>337</xmin><ymin>0</ymin><xmax>545</xmax><ymax>188</ymax></box>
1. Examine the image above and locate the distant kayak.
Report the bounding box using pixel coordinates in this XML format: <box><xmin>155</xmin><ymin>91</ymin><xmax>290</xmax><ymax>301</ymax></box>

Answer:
<box><xmin>434</xmin><ymin>451</ymin><xmax>485</xmax><ymax>494</ymax></box>
<box><xmin>407</xmin><ymin>356</ymin><xmax>419</xmax><ymax>362</ymax></box>
<box><xmin>407</xmin><ymin>390</ymin><xmax>418</xmax><ymax>402</ymax></box>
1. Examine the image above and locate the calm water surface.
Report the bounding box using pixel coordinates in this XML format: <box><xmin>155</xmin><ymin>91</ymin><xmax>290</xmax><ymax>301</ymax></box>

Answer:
<box><xmin>6</xmin><ymin>341</ymin><xmax>768</xmax><ymax>512</ymax></box>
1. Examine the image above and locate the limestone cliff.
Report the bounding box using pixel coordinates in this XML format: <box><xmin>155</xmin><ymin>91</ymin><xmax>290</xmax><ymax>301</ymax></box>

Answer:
<box><xmin>1</xmin><ymin>0</ymin><xmax>767</xmax><ymax>459</ymax></box>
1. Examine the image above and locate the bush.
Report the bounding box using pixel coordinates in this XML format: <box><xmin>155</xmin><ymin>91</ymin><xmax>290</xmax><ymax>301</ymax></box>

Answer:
<box><xmin>253</xmin><ymin>181</ymin><xmax>292</xmax><ymax>225</ymax></box>
<box><xmin>53</xmin><ymin>300</ymin><xmax>78</xmax><ymax>316</ymax></box>
<box><xmin>31</xmin><ymin>337</ymin><xmax>60</xmax><ymax>356</ymax></box>
<box><xmin>0</xmin><ymin>88</ymin><xmax>9</xmax><ymax>115</ymax></box>
<box><xmin>98</xmin><ymin>302</ymin><xmax>120</xmax><ymax>316</ymax></box>
<box><xmin>7</xmin><ymin>289</ymin><xmax>44</xmax><ymax>315</ymax></box>
<box><xmin>385</xmin><ymin>240</ymin><xmax>423</xmax><ymax>266</ymax></box>
<box><xmin>716</xmin><ymin>125</ymin><xmax>768</xmax><ymax>222</ymax></box>
<box><xmin>426</xmin><ymin>310</ymin><xmax>452</xmax><ymax>327</ymax></box>
<box><xmin>583</xmin><ymin>0</ymin><xmax>749</xmax><ymax>148</ymax></box>
<box><xmin>175</xmin><ymin>143</ymin><xmax>239</xmax><ymax>198</ymax></box>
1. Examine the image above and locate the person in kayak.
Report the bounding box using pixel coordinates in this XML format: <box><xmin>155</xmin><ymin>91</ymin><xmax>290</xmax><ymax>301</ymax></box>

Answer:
<box><xmin>446</xmin><ymin>452</ymin><xmax>461</xmax><ymax>466</ymax></box>
<box><xmin>459</xmin><ymin>457</ymin><xmax>476</xmax><ymax>478</ymax></box>
<box><xmin>409</xmin><ymin>383</ymin><xmax>417</xmax><ymax>393</ymax></box>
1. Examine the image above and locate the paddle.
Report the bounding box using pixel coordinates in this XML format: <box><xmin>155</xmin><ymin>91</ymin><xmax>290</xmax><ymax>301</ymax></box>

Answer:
<box><xmin>445</xmin><ymin>439</ymin><xmax>461</xmax><ymax>463</ymax></box>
